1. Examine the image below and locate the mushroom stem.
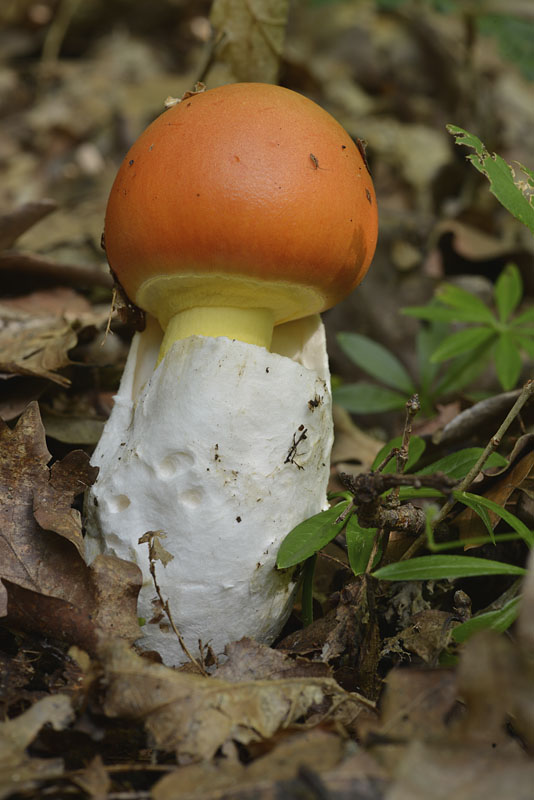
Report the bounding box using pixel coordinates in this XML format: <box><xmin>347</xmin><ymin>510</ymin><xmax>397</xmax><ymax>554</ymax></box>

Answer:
<box><xmin>84</xmin><ymin>315</ymin><xmax>333</xmax><ymax>666</ymax></box>
<box><xmin>158</xmin><ymin>306</ymin><xmax>275</xmax><ymax>359</ymax></box>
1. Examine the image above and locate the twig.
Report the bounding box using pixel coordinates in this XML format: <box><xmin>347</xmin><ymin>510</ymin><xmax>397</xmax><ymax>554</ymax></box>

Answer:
<box><xmin>401</xmin><ymin>378</ymin><xmax>534</xmax><ymax>561</ymax></box>
<box><xmin>318</xmin><ymin>550</ymin><xmax>352</xmax><ymax>571</ymax></box>
<box><xmin>101</xmin><ymin>287</ymin><xmax>117</xmax><ymax>345</ymax></box>
<box><xmin>0</xmin><ymin>251</ymin><xmax>113</xmax><ymax>288</ymax></box>
<box><xmin>339</xmin><ymin>470</ymin><xmax>456</xmax><ymax>502</ymax></box>
<box><xmin>396</xmin><ymin>394</ymin><xmax>420</xmax><ymax>476</ymax></box>
<box><xmin>139</xmin><ymin>531</ymin><xmax>208</xmax><ymax>675</ymax></box>
<box><xmin>365</xmin><ymin>528</ymin><xmax>384</xmax><ymax>573</ymax></box>
<box><xmin>374</xmin><ymin>447</ymin><xmax>399</xmax><ymax>474</ymax></box>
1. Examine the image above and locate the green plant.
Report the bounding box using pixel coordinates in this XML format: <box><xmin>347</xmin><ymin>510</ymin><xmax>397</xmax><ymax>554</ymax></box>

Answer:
<box><xmin>334</xmin><ymin>262</ymin><xmax>534</xmax><ymax>416</ymax></box>
<box><xmin>335</xmin><ymin>126</ymin><xmax>534</xmax><ymax>414</ymax></box>
<box><xmin>277</xmin><ymin>440</ymin><xmax>527</xmax><ymax>642</ymax></box>
<box><xmin>404</xmin><ymin>263</ymin><xmax>534</xmax><ymax>393</ymax></box>
<box><xmin>447</xmin><ymin>126</ymin><xmax>534</xmax><ymax>233</ymax></box>
<box><xmin>277</xmin><ymin>126</ymin><xmax>534</xmax><ymax>652</ymax></box>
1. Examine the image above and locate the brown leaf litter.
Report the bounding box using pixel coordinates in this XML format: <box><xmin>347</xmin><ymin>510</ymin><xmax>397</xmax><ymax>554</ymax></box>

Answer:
<box><xmin>0</xmin><ymin>401</ymin><xmax>141</xmax><ymax>651</ymax></box>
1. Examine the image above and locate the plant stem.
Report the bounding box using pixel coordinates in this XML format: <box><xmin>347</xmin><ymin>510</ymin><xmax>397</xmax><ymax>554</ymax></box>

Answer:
<box><xmin>301</xmin><ymin>555</ymin><xmax>317</xmax><ymax>627</ymax></box>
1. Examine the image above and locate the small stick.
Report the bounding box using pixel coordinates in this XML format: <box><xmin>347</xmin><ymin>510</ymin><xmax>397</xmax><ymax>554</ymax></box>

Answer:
<box><xmin>397</xmin><ymin>394</ymin><xmax>420</xmax><ymax>475</ymax></box>
<box><xmin>139</xmin><ymin>531</ymin><xmax>208</xmax><ymax>675</ymax></box>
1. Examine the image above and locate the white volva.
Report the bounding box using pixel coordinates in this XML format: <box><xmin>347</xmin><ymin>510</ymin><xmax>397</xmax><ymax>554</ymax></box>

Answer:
<box><xmin>84</xmin><ymin>314</ymin><xmax>333</xmax><ymax>665</ymax></box>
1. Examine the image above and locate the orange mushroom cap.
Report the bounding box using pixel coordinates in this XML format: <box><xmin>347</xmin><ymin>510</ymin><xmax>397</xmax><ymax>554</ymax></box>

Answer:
<box><xmin>104</xmin><ymin>82</ymin><xmax>378</xmax><ymax>344</ymax></box>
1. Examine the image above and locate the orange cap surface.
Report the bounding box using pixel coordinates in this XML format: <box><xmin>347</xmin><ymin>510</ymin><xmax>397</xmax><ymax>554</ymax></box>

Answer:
<box><xmin>105</xmin><ymin>82</ymin><xmax>378</xmax><ymax>326</ymax></box>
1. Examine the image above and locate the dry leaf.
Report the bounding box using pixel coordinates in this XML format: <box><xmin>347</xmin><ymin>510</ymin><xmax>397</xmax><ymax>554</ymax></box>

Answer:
<box><xmin>331</xmin><ymin>405</ymin><xmax>383</xmax><ymax>470</ymax></box>
<box><xmin>215</xmin><ymin>637</ymin><xmax>331</xmax><ymax>682</ymax></box>
<box><xmin>381</xmin><ymin>609</ymin><xmax>458</xmax><ymax>664</ymax></box>
<box><xmin>0</xmin><ymin>694</ymin><xmax>73</xmax><ymax>800</ymax></box>
<box><xmin>0</xmin><ymin>289</ymin><xmax>110</xmax><ymax>385</ymax></box>
<box><xmin>0</xmin><ymin>402</ymin><xmax>142</xmax><ymax>649</ymax></box>
<box><xmin>73</xmin><ymin>754</ymin><xmax>111</xmax><ymax>800</ymax></box>
<box><xmin>278</xmin><ymin>579</ymin><xmax>381</xmax><ymax>697</ymax></box>
<box><xmin>0</xmin><ymin>304</ymin><xmax>77</xmax><ymax>385</ymax></box>
<box><xmin>101</xmin><ymin>639</ymin><xmax>366</xmax><ymax>764</ymax></box>
<box><xmin>152</xmin><ymin>729</ymin><xmax>345</xmax><ymax>800</ymax></box>
<box><xmin>388</xmin><ymin>739</ymin><xmax>534</xmax><ymax>800</ymax></box>
<box><xmin>210</xmin><ymin>0</ymin><xmax>290</xmax><ymax>84</ymax></box>
<box><xmin>361</xmin><ymin>667</ymin><xmax>457</xmax><ymax>745</ymax></box>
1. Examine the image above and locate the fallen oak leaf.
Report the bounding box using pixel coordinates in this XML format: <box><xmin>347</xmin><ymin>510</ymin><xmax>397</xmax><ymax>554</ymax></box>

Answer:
<box><xmin>34</xmin><ymin>449</ymin><xmax>98</xmax><ymax>559</ymax></box>
<box><xmin>100</xmin><ymin>639</ymin><xmax>371</xmax><ymax>764</ymax></box>
<box><xmin>0</xmin><ymin>402</ymin><xmax>141</xmax><ymax>650</ymax></box>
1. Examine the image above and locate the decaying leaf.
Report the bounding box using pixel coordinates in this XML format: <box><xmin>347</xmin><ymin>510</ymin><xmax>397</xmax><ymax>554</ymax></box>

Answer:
<box><xmin>0</xmin><ymin>402</ymin><xmax>141</xmax><ymax>649</ymax></box>
<box><xmin>0</xmin><ymin>304</ymin><xmax>77</xmax><ymax>385</ymax></box>
<box><xmin>381</xmin><ymin>609</ymin><xmax>458</xmax><ymax>664</ymax></box>
<box><xmin>0</xmin><ymin>290</ymin><xmax>110</xmax><ymax>386</ymax></box>
<box><xmin>331</xmin><ymin>405</ymin><xmax>383</xmax><ymax>472</ymax></box>
<box><xmin>0</xmin><ymin>694</ymin><xmax>73</xmax><ymax>800</ymax></box>
<box><xmin>73</xmin><ymin>754</ymin><xmax>111</xmax><ymax>800</ymax></box>
<box><xmin>152</xmin><ymin>728</ymin><xmax>346</xmax><ymax>800</ymax></box>
<box><xmin>278</xmin><ymin>579</ymin><xmax>381</xmax><ymax>698</ymax></box>
<box><xmin>359</xmin><ymin>667</ymin><xmax>458</xmax><ymax>776</ymax></box>
<box><xmin>215</xmin><ymin>637</ymin><xmax>331</xmax><ymax>682</ymax></box>
<box><xmin>388</xmin><ymin>739</ymin><xmax>534</xmax><ymax>800</ymax></box>
<box><xmin>210</xmin><ymin>0</ymin><xmax>290</xmax><ymax>84</ymax></box>
<box><xmin>101</xmin><ymin>639</ymin><xmax>368</xmax><ymax>764</ymax></box>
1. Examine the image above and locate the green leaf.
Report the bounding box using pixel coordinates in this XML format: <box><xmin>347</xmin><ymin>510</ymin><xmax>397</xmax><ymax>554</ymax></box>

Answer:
<box><xmin>452</xmin><ymin>596</ymin><xmax>521</xmax><ymax>643</ymax></box>
<box><xmin>454</xmin><ymin>491</ymin><xmax>534</xmax><ymax>547</ymax></box>
<box><xmin>494</xmin><ymin>333</ymin><xmax>522</xmax><ymax>391</ymax></box>
<box><xmin>436</xmin><ymin>284</ymin><xmax>496</xmax><ymax>324</ymax></box>
<box><xmin>495</xmin><ymin>264</ymin><xmax>523</xmax><ymax>322</ymax></box>
<box><xmin>404</xmin><ymin>304</ymin><xmax>493</xmax><ymax>324</ymax></box>
<box><xmin>457</xmin><ymin>492</ymin><xmax>495</xmax><ymax>542</ymax></box>
<box><xmin>431</xmin><ymin>326</ymin><xmax>496</xmax><ymax>362</ymax></box>
<box><xmin>416</xmin><ymin>322</ymin><xmax>446</xmax><ymax>397</ymax></box>
<box><xmin>513</xmin><ymin>333</ymin><xmax>534</xmax><ymax>358</ymax></box>
<box><xmin>434</xmin><ymin>340</ymin><xmax>493</xmax><ymax>397</ymax></box>
<box><xmin>373</xmin><ymin>554</ymin><xmax>527</xmax><ymax>581</ymax></box>
<box><xmin>447</xmin><ymin>125</ymin><xmax>534</xmax><ymax>235</ymax></box>
<box><xmin>372</xmin><ymin>435</ymin><xmax>426</xmax><ymax>473</ymax></box>
<box><xmin>276</xmin><ymin>502</ymin><xmax>350</xmax><ymax>569</ymax></box>
<box><xmin>398</xmin><ymin>486</ymin><xmax>446</xmax><ymax>500</ymax></box>
<box><xmin>510</xmin><ymin>307</ymin><xmax>534</xmax><ymax>327</ymax></box>
<box><xmin>416</xmin><ymin>448</ymin><xmax>507</xmax><ymax>480</ymax></box>
<box><xmin>337</xmin><ymin>333</ymin><xmax>415</xmax><ymax>394</ymax></box>
<box><xmin>333</xmin><ymin>382</ymin><xmax>407</xmax><ymax>414</ymax></box>
<box><xmin>346</xmin><ymin>516</ymin><xmax>376</xmax><ymax>576</ymax></box>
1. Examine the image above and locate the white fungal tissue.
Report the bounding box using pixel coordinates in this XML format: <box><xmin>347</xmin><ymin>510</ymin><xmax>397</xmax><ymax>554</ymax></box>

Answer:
<box><xmin>84</xmin><ymin>315</ymin><xmax>333</xmax><ymax>665</ymax></box>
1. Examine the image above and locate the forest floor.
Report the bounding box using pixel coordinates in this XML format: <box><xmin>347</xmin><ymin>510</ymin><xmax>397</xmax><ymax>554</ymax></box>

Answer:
<box><xmin>1</xmin><ymin>2</ymin><xmax>534</xmax><ymax>798</ymax></box>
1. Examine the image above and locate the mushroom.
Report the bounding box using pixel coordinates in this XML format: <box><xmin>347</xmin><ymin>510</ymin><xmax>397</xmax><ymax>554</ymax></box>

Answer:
<box><xmin>84</xmin><ymin>82</ymin><xmax>377</xmax><ymax>665</ymax></box>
